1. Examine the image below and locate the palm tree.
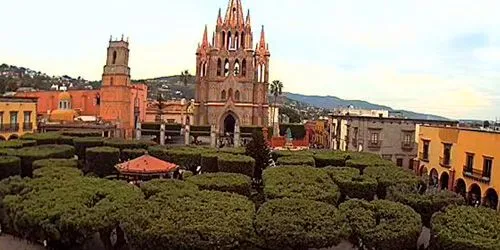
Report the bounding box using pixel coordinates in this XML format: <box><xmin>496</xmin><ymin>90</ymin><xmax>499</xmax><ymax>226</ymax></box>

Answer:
<box><xmin>181</xmin><ymin>70</ymin><xmax>191</xmax><ymax>86</ymax></box>
<box><xmin>269</xmin><ymin>80</ymin><xmax>283</xmax><ymax>136</ymax></box>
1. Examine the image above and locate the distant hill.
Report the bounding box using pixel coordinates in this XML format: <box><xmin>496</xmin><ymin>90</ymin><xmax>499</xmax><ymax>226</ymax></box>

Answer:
<box><xmin>284</xmin><ymin>92</ymin><xmax>450</xmax><ymax>121</ymax></box>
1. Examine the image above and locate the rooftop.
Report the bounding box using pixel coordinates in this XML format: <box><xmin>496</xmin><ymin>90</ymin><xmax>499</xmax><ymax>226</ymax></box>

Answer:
<box><xmin>115</xmin><ymin>154</ymin><xmax>177</xmax><ymax>175</ymax></box>
<box><xmin>330</xmin><ymin>114</ymin><xmax>458</xmax><ymax>124</ymax></box>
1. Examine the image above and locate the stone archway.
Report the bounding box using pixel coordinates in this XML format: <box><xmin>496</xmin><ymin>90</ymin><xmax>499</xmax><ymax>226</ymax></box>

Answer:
<box><xmin>223</xmin><ymin>114</ymin><xmax>236</xmax><ymax>135</ymax></box>
<box><xmin>429</xmin><ymin>168</ymin><xmax>439</xmax><ymax>189</ymax></box>
<box><xmin>219</xmin><ymin>111</ymin><xmax>239</xmax><ymax>147</ymax></box>
<box><xmin>8</xmin><ymin>134</ymin><xmax>19</xmax><ymax>141</ymax></box>
<box><xmin>0</xmin><ymin>135</ymin><xmax>5</xmax><ymax>141</ymax></box>
<box><xmin>439</xmin><ymin>172</ymin><xmax>450</xmax><ymax>190</ymax></box>
<box><xmin>468</xmin><ymin>184</ymin><xmax>482</xmax><ymax>207</ymax></box>
<box><xmin>483</xmin><ymin>188</ymin><xmax>498</xmax><ymax>210</ymax></box>
<box><xmin>454</xmin><ymin>178</ymin><xmax>467</xmax><ymax>198</ymax></box>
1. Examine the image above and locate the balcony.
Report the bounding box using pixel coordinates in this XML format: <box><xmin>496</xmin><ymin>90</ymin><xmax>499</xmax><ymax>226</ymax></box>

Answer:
<box><xmin>419</xmin><ymin>152</ymin><xmax>429</xmax><ymax>162</ymax></box>
<box><xmin>401</xmin><ymin>142</ymin><xmax>414</xmax><ymax>150</ymax></box>
<box><xmin>439</xmin><ymin>156</ymin><xmax>452</xmax><ymax>168</ymax></box>
<box><xmin>367</xmin><ymin>140</ymin><xmax>382</xmax><ymax>149</ymax></box>
<box><xmin>0</xmin><ymin>123</ymin><xmax>19</xmax><ymax>132</ymax></box>
<box><xmin>463</xmin><ymin>165</ymin><xmax>491</xmax><ymax>183</ymax></box>
<box><xmin>23</xmin><ymin>122</ymin><xmax>33</xmax><ymax>131</ymax></box>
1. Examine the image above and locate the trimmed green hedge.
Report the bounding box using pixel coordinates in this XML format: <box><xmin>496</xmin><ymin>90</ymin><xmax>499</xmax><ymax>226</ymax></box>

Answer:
<box><xmin>33</xmin><ymin>165</ymin><xmax>83</xmax><ymax>179</ymax></box>
<box><xmin>431</xmin><ymin>206</ymin><xmax>500</xmax><ymax>250</ymax></box>
<box><xmin>14</xmin><ymin>145</ymin><xmax>75</xmax><ymax>177</ymax></box>
<box><xmin>219</xmin><ymin>147</ymin><xmax>246</xmax><ymax>155</ymax></box>
<box><xmin>0</xmin><ymin>141</ymin><xmax>23</xmax><ymax>149</ymax></box>
<box><xmin>217</xmin><ymin>153</ymin><xmax>255</xmax><ymax>177</ymax></box>
<box><xmin>255</xmin><ymin>198</ymin><xmax>349</xmax><ymax>249</ymax></box>
<box><xmin>314</xmin><ymin>152</ymin><xmax>349</xmax><ymax>168</ymax></box>
<box><xmin>16</xmin><ymin>140</ymin><xmax>37</xmax><ymax>147</ymax></box>
<box><xmin>277</xmin><ymin>155</ymin><xmax>315</xmax><ymax>167</ymax></box>
<box><xmin>365</xmin><ymin>165</ymin><xmax>421</xmax><ymax>199</ymax></box>
<box><xmin>187</xmin><ymin>173</ymin><xmax>252</xmax><ymax>196</ymax></box>
<box><xmin>0</xmin><ymin>148</ymin><xmax>16</xmax><ymax>156</ymax></box>
<box><xmin>387</xmin><ymin>185</ymin><xmax>466</xmax><ymax>227</ymax></box>
<box><xmin>340</xmin><ymin>199</ymin><xmax>422</xmax><ymax>250</ymax></box>
<box><xmin>104</xmin><ymin>138</ymin><xmax>156</xmax><ymax>150</ymax></box>
<box><xmin>325</xmin><ymin>167</ymin><xmax>377</xmax><ymax>201</ymax></box>
<box><xmin>60</xmin><ymin>130</ymin><xmax>102</xmax><ymax>137</ymax></box>
<box><xmin>32</xmin><ymin>158</ymin><xmax>78</xmax><ymax>170</ymax></box>
<box><xmin>263</xmin><ymin>166</ymin><xmax>340</xmax><ymax>204</ymax></box>
<box><xmin>0</xmin><ymin>156</ymin><xmax>21</xmax><ymax>179</ymax></box>
<box><xmin>73</xmin><ymin>137</ymin><xmax>104</xmax><ymax>161</ymax></box>
<box><xmin>346</xmin><ymin>152</ymin><xmax>394</xmax><ymax>174</ymax></box>
<box><xmin>20</xmin><ymin>132</ymin><xmax>62</xmax><ymax>145</ymax></box>
<box><xmin>122</xmin><ymin>190</ymin><xmax>257</xmax><ymax>250</ymax></box>
<box><xmin>271</xmin><ymin>150</ymin><xmax>312</xmax><ymax>161</ymax></box>
<box><xmin>59</xmin><ymin>136</ymin><xmax>75</xmax><ymax>146</ymax></box>
<box><xmin>121</xmin><ymin>148</ymin><xmax>147</xmax><ymax>161</ymax></box>
<box><xmin>148</xmin><ymin>146</ymin><xmax>215</xmax><ymax>171</ymax></box>
<box><xmin>140</xmin><ymin>179</ymin><xmax>199</xmax><ymax>199</ymax></box>
<box><xmin>85</xmin><ymin>147</ymin><xmax>120</xmax><ymax>177</ymax></box>
<box><xmin>200</xmin><ymin>153</ymin><xmax>219</xmax><ymax>173</ymax></box>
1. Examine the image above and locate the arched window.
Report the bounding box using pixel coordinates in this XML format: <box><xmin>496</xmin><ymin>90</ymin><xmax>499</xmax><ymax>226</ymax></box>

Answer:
<box><xmin>221</xmin><ymin>90</ymin><xmax>226</xmax><ymax>100</ymax></box>
<box><xmin>112</xmin><ymin>51</ymin><xmax>117</xmax><ymax>64</ymax></box>
<box><xmin>241</xmin><ymin>32</ymin><xmax>245</xmax><ymax>48</ymax></box>
<box><xmin>222</xmin><ymin>31</ymin><xmax>226</xmax><ymax>48</ymax></box>
<box><xmin>217</xmin><ymin>59</ymin><xmax>222</xmax><ymax>76</ymax></box>
<box><xmin>110</xmin><ymin>77</ymin><xmax>114</xmax><ymax>86</ymax></box>
<box><xmin>227</xmin><ymin>31</ymin><xmax>232</xmax><ymax>50</ymax></box>
<box><xmin>242</xmin><ymin>59</ymin><xmax>247</xmax><ymax>77</ymax></box>
<box><xmin>228</xmin><ymin>89</ymin><xmax>233</xmax><ymax>99</ymax></box>
<box><xmin>257</xmin><ymin>65</ymin><xmax>261</xmax><ymax>83</ymax></box>
<box><xmin>235</xmin><ymin>90</ymin><xmax>240</xmax><ymax>101</ymax></box>
<box><xmin>234</xmin><ymin>60</ymin><xmax>240</xmax><ymax>76</ymax></box>
<box><xmin>200</xmin><ymin>62</ymin><xmax>206</xmax><ymax>77</ymax></box>
<box><xmin>235</xmin><ymin>32</ymin><xmax>239</xmax><ymax>49</ymax></box>
<box><xmin>224</xmin><ymin>59</ymin><xmax>230</xmax><ymax>77</ymax></box>
<box><xmin>199</xmin><ymin>62</ymin><xmax>204</xmax><ymax>77</ymax></box>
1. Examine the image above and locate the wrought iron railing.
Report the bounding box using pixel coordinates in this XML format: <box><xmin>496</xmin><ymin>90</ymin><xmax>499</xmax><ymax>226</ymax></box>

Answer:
<box><xmin>463</xmin><ymin>165</ymin><xmax>491</xmax><ymax>183</ymax></box>
<box><xmin>367</xmin><ymin>140</ymin><xmax>382</xmax><ymax>148</ymax></box>
<box><xmin>23</xmin><ymin>122</ymin><xmax>33</xmax><ymax>131</ymax></box>
<box><xmin>439</xmin><ymin>156</ymin><xmax>451</xmax><ymax>168</ymax></box>
<box><xmin>402</xmin><ymin>142</ymin><xmax>414</xmax><ymax>150</ymax></box>
<box><xmin>0</xmin><ymin>123</ymin><xmax>19</xmax><ymax>132</ymax></box>
<box><xmin>418</xmin><ymin>152</ymin><xmax>429</xmax><ymax>162</ymax></box>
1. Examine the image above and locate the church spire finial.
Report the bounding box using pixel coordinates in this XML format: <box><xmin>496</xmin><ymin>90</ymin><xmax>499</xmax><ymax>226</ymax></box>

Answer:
<box><xmin>224</xmin><ymin>0</ymin><xmax>244</xmax><ymax>27</ymax></box>
<box><xmin>217</xmin><ymin>8</ymin><xmax>223</xmax><ymax>25</ymax></box>
<box><xmin>259</xmin><ymin>25</ymin><xmax>266</xmax><ymax>48</ymax></box>
<box><xmin>245</xmin><ymin>9</ymin><xmax>251</xmax><ymax>26</ymax></box>
<box><xmin>201</xmin><ymin>25</ymin><xmax>209</xmax><ymax>48</ymax></box>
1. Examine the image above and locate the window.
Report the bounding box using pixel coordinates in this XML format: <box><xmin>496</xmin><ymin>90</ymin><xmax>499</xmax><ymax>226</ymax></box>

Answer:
<box><xmin>221</xmin><ymin>90</ymin><xmax>226</xmax><ymax>100</ymax></box>
<box><xmin>96</xmin><ymin>94</ymin><xmax>101</xmax><ymax>105</ymax></box>
<box><xmin>235</xmin><ymin>32</ymin><xmax>239</xmax><ymax>49</ymax></box>
<box><xmin>382</xmin><ymin>154</ymin><xmax>392</xmax><ymax>161</ymax></box>
<box><xmin>217</xmin><ymin>59</ymin><xmax>222</xmax><ymax>76</ymax></box>
<box><xmin>167</xmin><ymin>119</ymin><xmax>175</xmax><ymax>124</ymax></box>
<box><xmin>242</xmin><ymin>59</ymin><xmax>247</xmax><ymax>76</ymax></box>
<box><xmin>409</xmin><ymin>159</ymin><xmax>414</xmax><ymax>170</ymax></box>
<box><xmin>23</xmin><ymin>111</ymin><xmax>31</xmax><ymax>123</ymax></box>
<box><xmin>403</xmin><ymin>134</ymin><xmax>412</xmax><ymax>145</ymax></box>
<box><xmin>241</xmin><ymin>32</ymin><xmax>245</xmax><ymax>48</ymax></box>
<box><xmin>222</xmin><ymin>31</ymin><xmax>226</xmax><ymax>48</ymax></box>
<box><xmin>0</xmin><ymin>112</ymin><xmax>3</xmax><ymax>125</ymax></box>
<box><xmin>110</xmin><ymin>77</ymin><xmax>114</xmax><ymax>86</ymax></box>
<box><xmin>228</xmin><ymin>89</ymin><xmax>233</xmax><ymax>99</ymax></box>
<box><xmin>112</xmin><ymin>51</ymin><xmax>117</xmax><ymax>64</ymax></box>
<box><xmin>397</xmin><ymin>158</ymin><xmax>403</xmax><ymax>167</ymax></box>
<box><xmin>9</xmin><ymin>112</ymin><xmax>17</xmax><ymax>125</ymax></box>
<box><xmin>443</xmin><ymin>143</ymin><xmax>452</xmax><ymax>166</ymax></box>
<box><xmin>224</xmin><ymin>59</ymin><xmax>230</xmax><ymax>77</ymax></box>
<box><xmin>235</xmin><ymin>90</ymin><xmax>240</xmax><ymax>101</ymax></box>
<box><xmin>227</xmin><ymin>31</ymin><xmax>232</xmax><ymax>49</ymax></box>
<box><xmin>483</xmin><ymin>157</ymin><xmax>493</xmax><ymax>179</ymax></box>
<box><xmin>234</xmin><ymin>60</ymin><xmax>240</xmax><ymax>75</ymax></box>
<box><xmin>465</xmin><ymin>153</ymin><xmax>474</xmax><ymax>172</ymax></box>
<box><xmin>422</xmin><ymin>140</ymin><xmax>430</xmax><ymax>160</ymax></box>
<box><xmin>370</xmin><ymin>133</ymin><xmax>379</xmax><ymax>144</ymax></box>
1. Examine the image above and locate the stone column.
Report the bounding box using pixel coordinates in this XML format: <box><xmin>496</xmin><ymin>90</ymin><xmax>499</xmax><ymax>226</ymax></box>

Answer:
<box><xmin>160</xmin><ymin>123</ymin><xmax>165</xmax><ymax>146</ymax></box>
<box><xmin>210</xmin><ymin>124</ymin><xmax>217</xmax><ymax>148</ymax></box>
<box><xmin>234</xmin><ymin>124</ymin><xmax>240</xmax><ymax>148</ymax></box>
<box><xmin>184</xmin><ymin>124</ymin><xmax>190</xmax><ymax>145</ymax></box>
<box><xmin>135</xmin><ymin>122</ymin><xmax>142</xmax><ymax>140</ymax></box>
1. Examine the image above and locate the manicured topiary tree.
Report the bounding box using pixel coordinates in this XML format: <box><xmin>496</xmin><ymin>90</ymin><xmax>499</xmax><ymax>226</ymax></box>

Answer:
<box><xmin>85</xmin><ymin>146</ymin><xmax>120</xmax><ymax>177</ymax></box>
<box><xmin>73</xmin><ymin>137</ymin><xmax>104</xmax><ymax>161</ymax></box>
<box><xmin>104</xmin><ymin>138</ymin><xmax>156</xmax><ymax>150</ymax></box>
<box><xmin>387</xmin><ymin>185</ymin><xmax>465</xmax><ymax>227</ymax></box>
<box><xmin>200</xmin><ymin>153</ymin><xmax>219</xmax><ymax>173</ymax></box>
<box><xmin>0</xmin><ymin>148</ymin><xmax>16</xmax><ymax>156</ymax></box>
<box><xmin>32</xmin><ymin>158</ymin><xmax>78</xmax><ymax>170</ymax></box>
<box><xmin>255</xmin><ymin>198</ymin><xmax>349</xmax><ymax>250</ymax></box>
<box><xmin>59</xmin><ymin>136</ymin><xmax>75</xmax><ymax>146</ymax></box>
<box><xmin>60</xmin><ymin>130</ymin><xmax>102</xmax><ymax>137</ymax></box>
<box><xmin>147</xmin><ymin>145</ymin><xmax>169</xmax><ymax>161</ymax></box>
<box><xmin>245</xmin><ymin>130</ymin><xmax>270</xmax><ymax>179</ymax></box>
<box><xmin>186</xmin><ymin>172</ymin><xmax>252</xmax><ymax>196</ymax></box>
<box><xmin>121</xmin><ymin>148</ymin><xmax>147</xmax><ymax>161</ymax></box>
<box><xmin>0</xmin><ymin>156</ymin><xmax>21</xmax><ymax>179</ymax></box>
<box><xmin>277</xmin><ymin>155</ymin><xmax>315</xmax><ymax>167</ymax></box>
<box><xmin>15</xmin><ymin>140</ymin><xmax>36</xmax><ymax>147</ymax></box>
<box><xmin>14</xmin><ymin>144</ymin><xmax>75</xmax><ymax>177</ymax></box>
<box><xmin>325</xmin><ymin>167</ymin><xmax>377</xmax><ymax>201</ymax></box>
<box><xmin>20</xmin><ymin>132</ymin><xmax>62</xmax><ymax>145</ymax></box>
<box><xmin>365</xmin><ymin>165</ymin><xmax>421</xmax><ymax>199</ymax></box>
<box><xmin>313</xmin><ymin>151</ymin><xmax>349</xmax><ymax>168</ymax></box>
<box><xmin>271</xmin><ymin>150</ymin><xmax>312</xmax><ymax>162</ymax></box>
<box><xmin>217</xmin><ymin>153</ymin><xmax>256</xmax><ymax>177</ymax></box>
<box><xmin>140</xmin><ymin>179</ymin><xmax>199</xmax><ymax>199</ymax></box>
<box><xmin>33</xmin><ymin>165</ymin><xmax>83</xmax><ymax>179</ymax></box>
<box><xmin>263</xmin><ymin>166</ymin><xmax>340</xmax><ymax>204</ymax></box>
<box><xmin>0</xmin><ymin>141</ymin><xmax>23</xmax><ymax>149</ymax></box>
<box><xmin>219</xmin><ymin>147</ymin><xmax>246</xmax><ymax>155</ymax></box>
<box><xmin>345</xmin><ymin>152</ymin><xmax>394</xmax><ymax>174</ymax></box>
<box><xmin>166</xmin><ymin>148</ymin><xmax>202</xmax><ymax>171</ymax></box>
<box><xmin>431</xmin><ymin>206</ymin><xmax>500</xmax><ymax>250</ymax></box>
<box><xmin>340</xmin><ymin>199</ymin><xmax>422</xmax><ymax>250</ymax></box>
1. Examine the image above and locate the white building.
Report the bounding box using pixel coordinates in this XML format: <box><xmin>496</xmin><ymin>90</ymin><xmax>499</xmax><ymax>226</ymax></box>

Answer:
<box><xmin>333</xmin><ymin>107</ymin><xmax>389</xmax><ymax>118</ymax></box>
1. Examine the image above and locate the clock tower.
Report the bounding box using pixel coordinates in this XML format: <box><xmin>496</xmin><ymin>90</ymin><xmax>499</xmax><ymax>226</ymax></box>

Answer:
<box><xmin>100</xmin><ymin>36</ymin><xmax>134</xmax><ymax>137</ymax></box>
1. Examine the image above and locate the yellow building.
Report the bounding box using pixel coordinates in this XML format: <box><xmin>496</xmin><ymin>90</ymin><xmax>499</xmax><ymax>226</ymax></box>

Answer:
<box><xmin>48</xmin><ymin>91</ymin><xmax>78</xmax><ymax>122</ymax></box>
<box><xmin>0</xmin><ymin>97</ymin><xmax>38</xmax><ymax>140</ymax></box>
<box><xmin>418</xmin><ymin>125</ymin><xmax>500</xmax><ymax>210</ymax></box>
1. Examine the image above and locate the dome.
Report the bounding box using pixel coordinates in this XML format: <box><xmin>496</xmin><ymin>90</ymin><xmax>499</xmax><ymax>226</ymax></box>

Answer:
<box><xmin>58</xmin><ymin>91</ymin><xmax>71</xmax><ymax>101</ymax></box>
<box><xmin>49</xmin><ymin>109</ymin><xmax>77</xmax><ymax>122</ymax></box>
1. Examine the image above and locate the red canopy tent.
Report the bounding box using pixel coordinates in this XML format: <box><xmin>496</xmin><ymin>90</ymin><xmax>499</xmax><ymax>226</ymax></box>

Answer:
<box><xmin>115</xmin><ymin>154</ymin><xmax>177</xmax><ymax>180</ymax></box>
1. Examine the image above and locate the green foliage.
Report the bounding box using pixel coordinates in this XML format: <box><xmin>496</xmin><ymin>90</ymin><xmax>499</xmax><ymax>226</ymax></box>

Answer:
<box><xmin>121</xmin><ymin>148</ymin><xmax>147</xmax><ymax>161</ymax></box>
<box><xmin>0</xmin><ymin>148</ymin><xmax>16</xmax><ymax>156</ymax></box>
<box><xmin>365</xmin><ymin>165</ymin><xmax>421</xmax><ymax>199</ymax></box>
<box><xmin>345</xmin><ymin>153</ymin><xmax>394</xmax><ymax>174</ymax></box>
<box><xmin>32</xmin><ymin>158</ymin><xmax>78</xmax><ymax>170</ymax></box>
<box><xmin>314</xmin><ymin>151</ymin><xmax>349</xmax><ymax>168</ymax></box>
<box><xmin>219</xmin><ymin>147</ymin><xmax>246</xmax><ymax>155</ymax></box>
<box><xmin>187</xmin><ymin>173</ymin><xmax>252</xmax><ymax>196</ymax></box>
<box><xmin>245</xmin><ymin>130</ymin><xmax>270</xmax><ymax>179</ymax></box>
<box><xmin>14</xmin><ymin>144</ymin><xmax>75</xmax><ymax>177</ymax></box>
<box><xmin>387</xmin><ymin>185</ymin><xmax>465</xmax><ymax>227</ymax></box>
<box><xmin>60</xmin><ymin>130</ymin><xmax>102</xmax><ymax>137</ymax></box>
<box><xmin>255</xmin><ymin>198</ymin><xmax>349</xmax><ymax>250</ymax></box>
<box><xmin>279</xmin><ymin>124</ymin><xmax>306</xmax><ymax>139</ymax></box>
<box><xmin>73</xmin><ymin>137</ymin><xmax>104</xmax><ymax>161</ymax></box>
<box><xmin>340</xmin><ymin>199</ymin><xmax>422</xmax><ymax>250</ymax></box>
<box><xmin>217</xmin><ymin>153</ymin><xmax>255</xmax><ymax>177</ymax></box>
<box><xmin>122</xmin><ymin>190</ymin><xmax>257</xmax><ymax>250</ymax></box>
<box><xmin>20</xmin><ymin>132</ymin><xmax>62</xmax><ymax>145</ymax></box>
<box><xmin>200</xmin><ymin>153</ymin><xmax>219</xmax><ymax>173</ymax></box>
<box><xmin>263</xmin><ymin>166</ymin><xmax>340</xmax><ymax>204</ymax></box>
<box><xmin>271</xmin><ymin>150</ymin><xmax>312</xmax><ymax>161</ymax></box>
<box><xmin>431</xmin><ymin>206</ymin><xmax>500</xmax><ymax>250</ymax></box>
<box><xmin>325</xmin><ymin>167</ymin><xmax>377</xmax><ymax>201</ymax></box>
<box><xmin>0</xmin><ymin>141</ymin><xmax>23</xmax><ymax>149</ymax></box>
<box><xmin>140</xmin><ymin>179</ymin><xmax>198</xmax><ymax>199</ymax></box>
<box><xmin>85</xmin><ymin>147</ymin><xmax>120</xmax><ymax>177</ymax></box>
<box><xmin>33</xmin><ymin>165</ymin><xmax>83</xmax><ymax>179</ymax></box>
<box><xmin>59</xmin><ymin>135</ymin><xmax>75</xmax><ymax>145</ymax></box>
<box><xmin>103</xmin><ymin>138</ymin><xmax>156</xmax><ymax>150</ymax></box>
<box><xmin>16</xmin><ymin>140</ymin><xmax>37</xmax><ymax>147</ymax></box>
<box><xmin>277</xmin><ymin>155</ymin><xmax>315</xmax><ymax>167</ymax></box>
<box><xmin>149</xmin><ymin>146</ymin><xmax>215</xmax><ymax>172</ymax></box>
<box><xmin>0</xmin><ymin>156</ymin><xmax>21</xmax><ymax>179</ymax></box>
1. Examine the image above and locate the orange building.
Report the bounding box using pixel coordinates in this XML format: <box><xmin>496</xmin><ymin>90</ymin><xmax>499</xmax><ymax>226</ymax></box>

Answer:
<box><xmin>16</xmin><ymin>36</ymin><xmax>148</xmax><ymax>138</ymax></box>
<box><xmin>145</xmin><ymin>99</ymin><xmax>195</xmax><ymax>125</ymax></box>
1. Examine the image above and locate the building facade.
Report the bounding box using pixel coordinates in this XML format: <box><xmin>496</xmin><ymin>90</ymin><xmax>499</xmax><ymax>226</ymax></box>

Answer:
<box><xmin>418</xmin><ymin>126</ymin><xmax>500</xmax><ymax>210</ymax></box>
<box><xmin>330</xmin><ymin>115</ymin><xmax>457</xmax><ymax>169</ymax></box>
<box><xmin>0</xmin><ymin>97</ymin><xmax>38</xmax><ymax>140</ymax></box>
<box><xmin>194</xmin><ymin>0</ymin><xmax>271</xmax><ymax>136</ymax></box>
<box><xmin>145</xmin><ymin>99</ymin><xmax>195</xmax><ymax>125</ymax></box>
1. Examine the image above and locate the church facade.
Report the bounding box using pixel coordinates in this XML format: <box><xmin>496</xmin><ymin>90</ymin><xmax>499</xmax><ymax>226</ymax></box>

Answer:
<box><xmin>194</xmin><ymin>0</ymin><xmax>271</xmax><ymax>135</ymax></box>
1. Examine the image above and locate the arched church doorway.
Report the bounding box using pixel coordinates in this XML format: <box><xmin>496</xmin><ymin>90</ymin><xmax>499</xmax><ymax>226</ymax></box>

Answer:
<box><xmin>224</xmin><ymin>114</ymin><xmax>236</xmax><ymax>135</ymax></box>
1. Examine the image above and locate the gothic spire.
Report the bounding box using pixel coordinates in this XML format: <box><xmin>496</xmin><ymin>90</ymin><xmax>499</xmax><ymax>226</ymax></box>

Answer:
<box><xmin>245</xmin><ymin>9</ymin><xmax>251</xmax><ymax>26</ymax></box>
<box><xmin>259</xmin><ymin>25</ymin><xmax>266</xmax><ymax>49</ymax></box>
<box><xmin>201</xmin><ymin>25</ymin><xmax>209</xmax><ymax>48</ymax></box>
<box><xmin>217</xmin><ymin>8</ymin><xmax>223</xmax><ymax>25</ymax></box>
<box><xmin>224</xmin><ymin>0</ymin><xmax>244</xmax><ymax>27</ymax></box>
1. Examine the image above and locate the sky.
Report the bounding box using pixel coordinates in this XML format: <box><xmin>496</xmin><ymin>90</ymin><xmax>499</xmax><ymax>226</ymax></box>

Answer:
<box><xmin>1</xmin><ymin>0</ymin><xmax>500</xmax><ymax>120</ymax></box>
